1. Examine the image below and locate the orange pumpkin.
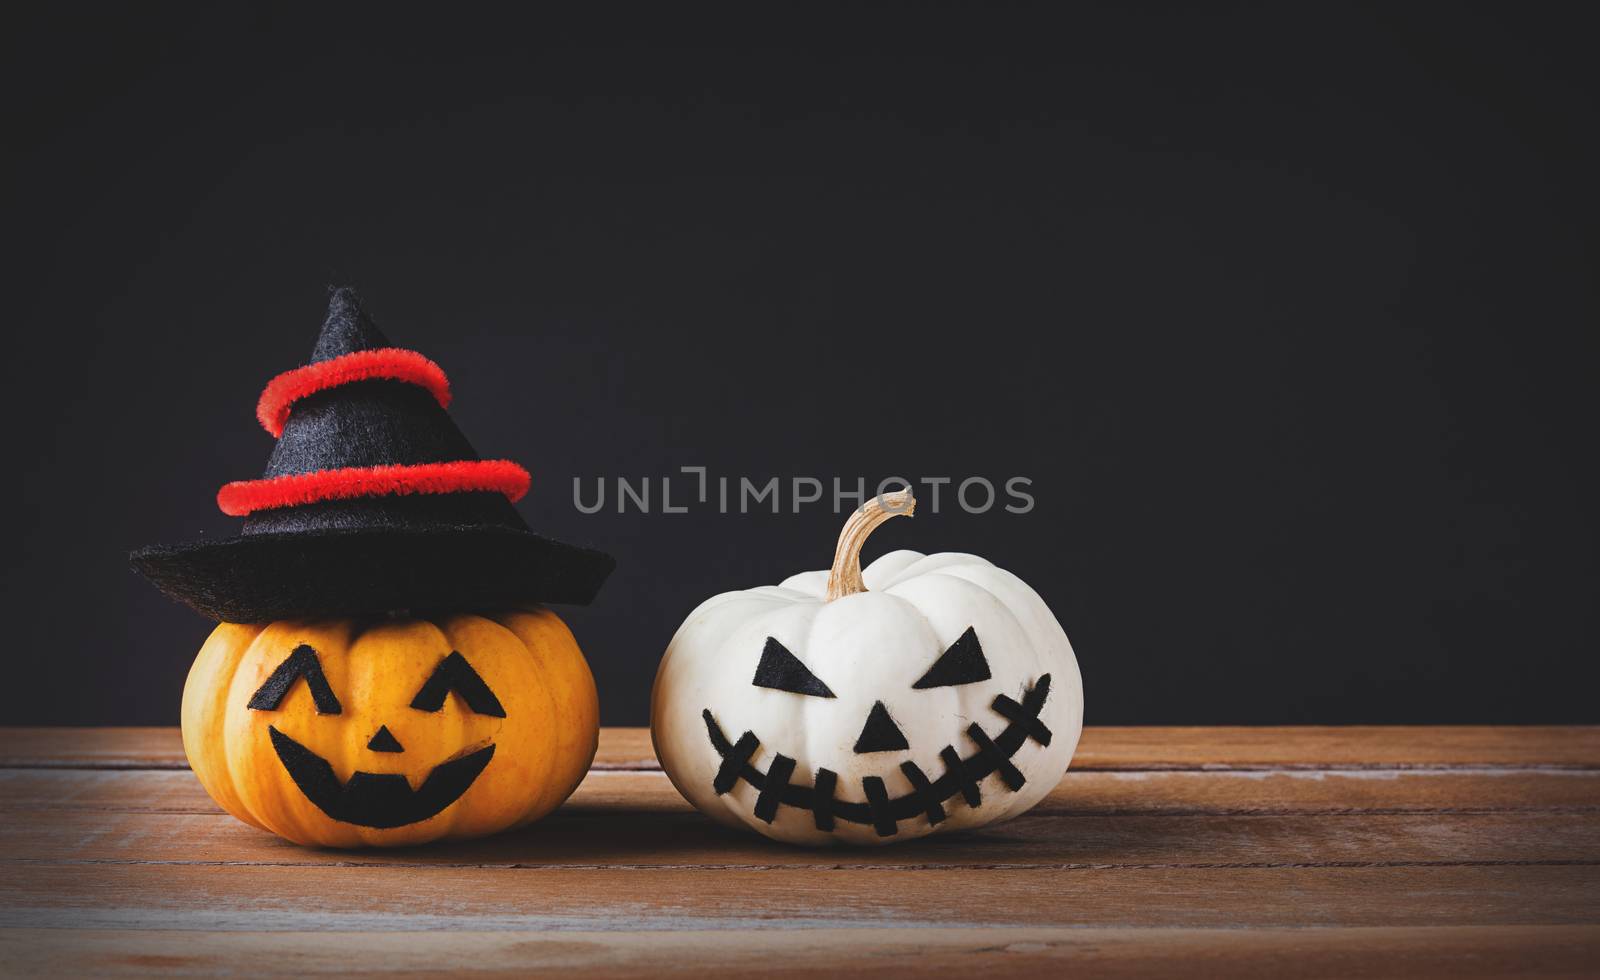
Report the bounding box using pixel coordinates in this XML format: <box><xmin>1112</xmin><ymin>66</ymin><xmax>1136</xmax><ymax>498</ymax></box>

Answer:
<box><xmin>182</xmin><ymin>608</ymin><xmax>597</xmax><ymax>847</ymax></box>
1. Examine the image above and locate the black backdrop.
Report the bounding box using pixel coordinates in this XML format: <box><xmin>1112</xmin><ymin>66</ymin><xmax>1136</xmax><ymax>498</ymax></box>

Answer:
<box><xmin>4</xmin><ymin>4</ymin><xmax>1595</xmax><ymax>727</ymax></box>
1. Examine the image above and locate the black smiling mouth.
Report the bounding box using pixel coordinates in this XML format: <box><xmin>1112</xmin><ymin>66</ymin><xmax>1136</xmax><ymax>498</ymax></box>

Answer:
<box><xmin>703</xmin><ymin>673</ymin><xmax>1053</xmax><ymax>838</ymax></box>
<box><xmin>267</xmin><ymin>726</ymin><xmax>495</xmax><ymax>829</ymax></box>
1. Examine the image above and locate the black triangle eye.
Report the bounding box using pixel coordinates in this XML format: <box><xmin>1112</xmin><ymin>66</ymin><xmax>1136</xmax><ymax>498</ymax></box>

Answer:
<box><xmin>410</xmin><ymin>652</ymin><xmax>507</xmax><ymax>717</ymax></box>
<box><xmin>752</xmin><ymin>637</ymin><xmax>835</xmax><ymax>698</ymax></box>
<box><xmin>913</xmin><ymin>627</ymin><xmax>991</xmax><ymax>689</ymax></box>
<box><xmin>248</xmin><ymin>644</ymin><xmax>342</xmax><ymax>714</ymax></box>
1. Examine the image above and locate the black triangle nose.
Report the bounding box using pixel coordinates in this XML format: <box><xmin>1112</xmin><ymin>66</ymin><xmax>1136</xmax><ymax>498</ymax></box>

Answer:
<box><xmin>367</xmin><ymin>725</ymin><xmax>404</xmax><ymax>753</ymax></box>
<box><xmin>853</xmin><ymin>701</ymin><xmax>910</xmax><ymax>754</ymax></box>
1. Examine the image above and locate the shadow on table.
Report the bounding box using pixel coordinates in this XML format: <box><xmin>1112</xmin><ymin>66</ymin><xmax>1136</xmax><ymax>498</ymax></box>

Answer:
<box><xmin>271</xmin><ymin>801</ymin><xmax>1200</xmax><ymax>867</ymax></box>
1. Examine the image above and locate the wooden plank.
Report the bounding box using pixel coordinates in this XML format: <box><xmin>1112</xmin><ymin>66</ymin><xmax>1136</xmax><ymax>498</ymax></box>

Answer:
<box><xmin>3</xmin><ymin>863</ymin><xmax>1597</xmax><ymax>930</ymax></box>
<box><xmin>5</xmin><ymin>925</ymin><xmax>1599</xmax><ymax>979</ymax></box>
<box><xmin>1038</xmin><ymin>767</ymin><xmax>1600</xmax><ymax>815</ymax></box>
<box><xmin>1070</xmin><ymin>726</ymin><xmax>1600</xmax><ymax>771</ymax></box>
<box><xmin>4</xmin><ymin>728</ymin><xmax>1592</xmax><ymax>978</ymax></box>
<box><xmin>591</xmin><ymin>727</ymin><xmax>658</xmax><ymax>770</ymax></box>
<box><xmin>4</xmin><ymin>804</ymin><xmax>1597</xmax><ymax>869</ymax></box>
<box><xmin>4</xmin><ymin>767</ymin><xmax>1597</xmax><ymax>817</ymax></box>
<box><xmin>0</xmin><ymin>729</ymin><xmax>187</xmax><ymax>770</ymax></box>
<box><xmin>5</xmin><ymin>726</ymin><xmax>1599</xmax><ymax>771</ymax></box>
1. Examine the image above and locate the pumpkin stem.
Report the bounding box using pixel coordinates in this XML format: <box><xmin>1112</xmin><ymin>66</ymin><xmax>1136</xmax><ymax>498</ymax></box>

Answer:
<box><xmin>825</xmin><ymin>489</ymin><xmax>915</xmax><ymax>602</ymax></box>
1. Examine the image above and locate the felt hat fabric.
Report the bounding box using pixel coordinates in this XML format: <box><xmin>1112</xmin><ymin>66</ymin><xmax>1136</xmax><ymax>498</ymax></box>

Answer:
<box><xmin>131</xmin><ymin>289</ymin><xmax>614</xmax><ymax>622</ymax></box>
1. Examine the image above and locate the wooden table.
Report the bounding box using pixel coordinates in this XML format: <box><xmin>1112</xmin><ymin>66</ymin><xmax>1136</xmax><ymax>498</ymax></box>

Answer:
<box><xmin>2</xmin><ymin>727</ymin><xmax>1597</xmax><ymax>976</ymax></box>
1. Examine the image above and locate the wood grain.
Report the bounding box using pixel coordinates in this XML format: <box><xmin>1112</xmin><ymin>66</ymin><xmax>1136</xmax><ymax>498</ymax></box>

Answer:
<box><xmin>3</xmin><ymin>726</ymin><xmax>1597</xmax><ymax>977</ymax></box>
<box><xmin>5</xmin><ymin>767</ymin><xmax>1598</xmax><ymax>816</ymax></box>
<box><xmin>7</xmin><ymin>805</ymin><xmax>1598</xmax><ymax>869</ymax></box>
<box><xmin>0</xmin><ymin>728</ymin><xmax>187</xmax><ymax>770</ymax></box>
<box><xmin>5</xmin><ymin>863</ymin><xmax>1598</xmax><ymax>931</ymax></box>
<box><xmin>1071</xmin><ymin>726</ymin><xmax>1600</xmax><ymax>771</ymax></box>
<box><xmin>6</xmin><ymin>925</ymin><xmax>1599</xmax><ymax>979</ymax></box>
<box><xmin>6</xmin><ymin>725</ymin><xmax>1598</xmax><ymax>771</ymax></box>
<box><xmin>3</xmin><ymin>765</ymin><xmax>1600</xmax><ymax>819</ymax></box>
<box><xmin>3</xmin><ymin>765</ymin><xmax>1598</xmax><ymax>870</ymax></box>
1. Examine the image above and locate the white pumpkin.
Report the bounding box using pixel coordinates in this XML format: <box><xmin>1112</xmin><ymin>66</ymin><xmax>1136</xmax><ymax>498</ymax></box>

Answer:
<box><xmin>651</xmin><ymin>492</ymin><xmax>1083</xmax><ymax>846</ymax></box>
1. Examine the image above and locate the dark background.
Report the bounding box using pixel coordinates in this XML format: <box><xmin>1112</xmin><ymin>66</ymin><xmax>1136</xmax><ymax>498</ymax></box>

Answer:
<box><xmin>4</xmin><ymin>4</ymin><xmax>1595</xmax><ymax>727</ymax></box>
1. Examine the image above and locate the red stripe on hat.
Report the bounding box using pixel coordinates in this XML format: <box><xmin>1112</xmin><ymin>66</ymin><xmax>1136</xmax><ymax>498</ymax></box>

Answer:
<box><xmin>217</xmin><ymin>460</ymin><xmax>530</xmax><ymax>516</ymax></box>
<box><xmin>257</xmin><ymin>348</ymin><xmax>451</xmax><ymax>437</ymax></box>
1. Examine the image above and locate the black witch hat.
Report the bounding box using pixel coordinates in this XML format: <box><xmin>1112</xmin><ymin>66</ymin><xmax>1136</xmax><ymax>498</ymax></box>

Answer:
<box><xmin>132</xmin><ymin>288</ymin><xmax>614</xmax><ymax>622</ymax></box>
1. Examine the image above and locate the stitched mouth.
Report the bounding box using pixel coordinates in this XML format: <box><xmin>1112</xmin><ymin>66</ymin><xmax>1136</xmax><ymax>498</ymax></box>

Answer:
<box><xmin>703</xmin><ymin>673</ymin><xmax>1052</xmax><ymax>837</ymax></box>
<box><xmin>267</xmin><ymin>726</ymin><xmax>494</xmax><ymax>829</ymax></box>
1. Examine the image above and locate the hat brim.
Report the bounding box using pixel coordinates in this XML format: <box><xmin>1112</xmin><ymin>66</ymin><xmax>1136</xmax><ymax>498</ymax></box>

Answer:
<box><xmin>130</xmin><ymin>525</ymin><xmax>615</xmax><ymax>622</ymax></box>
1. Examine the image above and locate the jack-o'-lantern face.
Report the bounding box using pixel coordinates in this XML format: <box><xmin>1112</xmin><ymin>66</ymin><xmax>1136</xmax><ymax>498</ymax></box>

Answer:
<box><xmin>247</xmin><ymin>644</ymin><xmax>508</xmax><ymax>828</ymax></box>
<box><xmin>696</xmin><ymin>615</ymin><xmax>1057</xmax><ymax>841</ymax></box>
<box><xmin>182</xmin><ymin>613</ymin><xmax>600</xmax><ymax>848</ymax></box>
